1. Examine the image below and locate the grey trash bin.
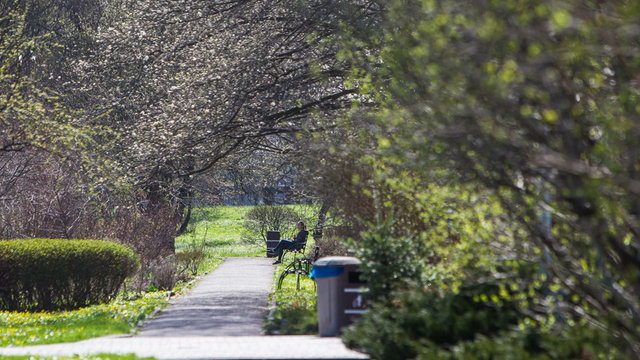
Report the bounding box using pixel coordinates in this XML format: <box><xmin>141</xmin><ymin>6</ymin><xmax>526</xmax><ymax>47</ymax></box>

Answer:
<box><xmin>266</xmin><ymin>231</ymin><xmax>280</xmax><ymax>257</ymax></box>
<box><xmin>311</xmin><ymin>256</ymin><xmax>367</xmax><ymax>337</ymax></box>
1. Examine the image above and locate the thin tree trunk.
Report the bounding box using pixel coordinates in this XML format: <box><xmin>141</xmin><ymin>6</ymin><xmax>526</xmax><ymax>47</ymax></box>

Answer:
<box><xmin>313</xmin><ymin>201</ymin><xmax>330</xmax><ymax>240</ymax></box>
<box><xmin>178</xmin><ymin>199</ymin><xmax>192</xmax><ymax>235</ymax></box>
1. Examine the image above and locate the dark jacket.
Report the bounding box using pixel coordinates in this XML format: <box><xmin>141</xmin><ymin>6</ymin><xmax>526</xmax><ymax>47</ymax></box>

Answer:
<box><xmin>294</xmin><ymin>230</ymin><xmax>308</xmax><ymax>244</ymax></box>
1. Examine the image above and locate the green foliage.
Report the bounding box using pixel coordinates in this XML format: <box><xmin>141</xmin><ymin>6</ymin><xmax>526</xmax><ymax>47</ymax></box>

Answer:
<box><xmin>0</xmin><ymin>239</ymin><xmax>140</xmax><ymax>311</ymax></box>
<box><xmin>343</xmin><ymin>280</ymin><xmax>521</xmax><ymax>360</ymax></box>
<box><xmin>0</xmin><ymin>291</ymin><xmax>167</xmax><ymax>347</ymax></box>
<box><xmin>437</xmin><ymin>325</ymin><xmax>624</xmax><ymax>360</ymax></box>
<box><xmin>352</xmin><ymin>222</ymin><xmax>428</xmax><ymax>301</ymax></box>
<box><xmin>344</xmin><ymin>280</ymin><xmax>625</xmax><ymax>359</ymax></box>
<box><xmin>332</xmin><ymin>0</ymin><xmax>640</xmax><ymax>355</ymax></box>
<box><xmin>242</xmin><ymin>205</ymin><xmax>300</xmax><ymax>244</ymax></box>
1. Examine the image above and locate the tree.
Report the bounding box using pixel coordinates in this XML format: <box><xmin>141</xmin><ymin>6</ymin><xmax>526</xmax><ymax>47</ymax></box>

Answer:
<box><xmin>340</xmin><ymin>0</ymin><xmax>640</xmax><ymax>354</ymax></box>
<box><xmin>74</xmin><ymin>0</ymin><xmax>355</xmax><ymax>207</ymax></box>
<box><xmin>0</xmin><ymin>1</ymin><xmax>105</xmax><ymax>238</ymax></box>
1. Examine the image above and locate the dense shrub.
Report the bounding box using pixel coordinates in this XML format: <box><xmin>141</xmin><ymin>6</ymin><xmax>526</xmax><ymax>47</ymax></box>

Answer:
<box><xmin>433</xmin><ymin>324</ymin><xmax>626</xmax><ymax>360</ymax></box>
<box><xmin>343</xmin><ymin>281</ymin><xmax>521</xmax><ymax>360</ymax></box>
<box><xmin>352</xmin><ymin>222</ymin><xmax>430</xmax><ymax>302</ymax></box>
<box><xmin>0</xmin><ymin>239</ymin><xmax>140</xmax><ymax>311</ymax></box>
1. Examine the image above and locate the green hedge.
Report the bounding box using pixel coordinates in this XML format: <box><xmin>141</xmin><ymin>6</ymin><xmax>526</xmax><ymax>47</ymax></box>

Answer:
<box><xmin>0</xmin><ymin>239</ymin><xmax>140</xmax><ymax>311</ymax></box>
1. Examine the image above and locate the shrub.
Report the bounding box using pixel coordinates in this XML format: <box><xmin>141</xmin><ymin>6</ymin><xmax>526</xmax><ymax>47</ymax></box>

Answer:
<box><xmin>147</xmin><ymin>256</ymin><xmax>179</xmax><ymax>291</ymax></box>
<box><xmin>176</xmin><ymin>248</ymin><xmax>205</xmax><ymax>276</ymax></box>
<box><xmin>0</xmin><ymin>239</ymin><xmax>140</xmax><ymax>311</ymax></box>
<box><xmin>434</xmin><ymin>324</ymin><xmax>627</xmax><ymax>360</ymax></box>
<box><xmin>352</xmin><ymin>222</ymin><xmax>430</xmax><ymax>302</ymax></box>
<box><xmin>242</xmin><ymin>205</ymin><xmax>299</xmax><ymax>244</ymax></box>
<box><xmin>343</xmin><ymin>281</ymin><xmax>522</xmax><ymax>360</ymax></box>
<box><xmin>313</xmin><ymin>236</ymin><xmax>349</xmax><ymax>257</ymax></box>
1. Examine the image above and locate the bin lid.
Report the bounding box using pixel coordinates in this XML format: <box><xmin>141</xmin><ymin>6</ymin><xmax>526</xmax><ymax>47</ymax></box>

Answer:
<box><xmin>313</xmin><ymin>256</ymin><xmax>361</xmax><ymax>267</ymax></box>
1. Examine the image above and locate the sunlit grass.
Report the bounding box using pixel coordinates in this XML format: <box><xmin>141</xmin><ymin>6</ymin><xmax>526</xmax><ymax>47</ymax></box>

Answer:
<box><xmin>0</xmin><ymin>292</ymin><xmax>169</xmax><ymax>347</ymax></box>
<box><xmin>176</xmin><ymin>206</ymin><xmax>263</xmax><ymax>258</ymax></box>
<box><xmin>265</xmin><ymin>260</ymin><xmax>318</xmax><ymax>335</ymax></box>
<box><xmin>3</xmin><ymin>355</ymin><xmax>156</xmax><ymax>360</ymax></box>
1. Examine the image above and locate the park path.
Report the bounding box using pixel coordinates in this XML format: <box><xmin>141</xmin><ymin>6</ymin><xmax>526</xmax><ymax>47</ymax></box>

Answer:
<box><xmin>0</xmin><ymin>257</ymin><xmax>369</xmax><ymax>359</ymax></box>
<box><xmin>139</xmin><ymin>257</ymin><xmax>273</xmax><ymax>337</ymax></box>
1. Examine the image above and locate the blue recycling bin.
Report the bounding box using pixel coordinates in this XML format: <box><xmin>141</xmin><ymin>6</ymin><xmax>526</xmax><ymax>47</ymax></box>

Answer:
<box><xmin>311</xmin><ymin>256</ymin><xmax>367</xmax><ymax>336</ymax></box>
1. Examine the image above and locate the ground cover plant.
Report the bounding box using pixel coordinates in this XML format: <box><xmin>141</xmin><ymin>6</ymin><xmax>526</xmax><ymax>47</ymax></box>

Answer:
<box><xmin>0</xmin><ymin>292</ymin><xmax>168</xmax><ymax>347</ymax></box>
<box><xmin>3</xmin><ymin>355</ymin><xmax>156</xmax><ymax>360</ymax></box>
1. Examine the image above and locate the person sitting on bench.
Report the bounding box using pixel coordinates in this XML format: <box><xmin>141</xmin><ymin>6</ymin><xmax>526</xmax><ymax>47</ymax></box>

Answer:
<box><xmin>272</xmin><ymin>221</ymin><xmax>307</xmax><ymax>265</ymax></box>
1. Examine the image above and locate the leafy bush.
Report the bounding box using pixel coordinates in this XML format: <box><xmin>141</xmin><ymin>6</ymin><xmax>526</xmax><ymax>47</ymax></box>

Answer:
<box><xmin>242</xmin><ymin>205</ymin><xmax>300</xmax><ymax>243</ymax></box>
<box><xmin>343</xmin><ymin>281</ymin><xmax>521</xmax><ymax>360</ymax></box>
<box><xmin>433</xmin><ymin>324</ymin><xmax>626</xmax><ymax>360</ymax></box>
<box><xmin>0</xmin><ymin>239</ymin><xmax>140</xmax><ymax>311</ymax></box>
<box><xmin>352</xmin><ymin>222</ymin><xmax>430</xmax><ymax>302</ymax></box>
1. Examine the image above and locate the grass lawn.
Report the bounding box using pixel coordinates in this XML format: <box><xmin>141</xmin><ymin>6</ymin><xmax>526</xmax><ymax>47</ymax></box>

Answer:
<box><xmin>175</xmin><ymin>206</ymin><xmax>263</xmax><ymax>260</ymax></box>
<box><xmin>3</xmin><ymin>355</ymin><xmax>156</xmax><ymax>360</ymax></box>
<box><xmin>0</xmin><ymin>292</ymin><xmax>169</xmax><ymax>347</ymax></box>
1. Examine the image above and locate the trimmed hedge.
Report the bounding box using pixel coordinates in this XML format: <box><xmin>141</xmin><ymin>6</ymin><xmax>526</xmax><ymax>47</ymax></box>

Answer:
<box><xmin>0</xmin><ymin>239</ymin><xmax>140</xmax><ymax>311</ymax></box>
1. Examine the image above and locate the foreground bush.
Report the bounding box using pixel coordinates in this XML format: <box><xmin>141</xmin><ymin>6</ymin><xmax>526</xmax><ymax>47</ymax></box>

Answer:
<box><xmin>343</xmin><ymin>281</ymin><xmax>521</xmax><ymax>360</ymax></box>
<box><xmin>0</xmin><ymin>239</ymin><xmax>140</xmax><ymax>311</ymax></box>
<box><xmin>343</xmin><ymin>280</ymin><xmax>626</xmax><ymax>359</ymax></box>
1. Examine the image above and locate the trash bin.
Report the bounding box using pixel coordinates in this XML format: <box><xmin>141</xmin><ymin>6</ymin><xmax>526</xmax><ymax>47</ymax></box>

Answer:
<box><xmin>311</xmin><ymin>256</ymin><xmax>367</xmax><ymax>337</ymax></box>
<box><xmin>266</xmin><ymin>231</ymin><xmax>280</xmax><ymax>257</ymax></box>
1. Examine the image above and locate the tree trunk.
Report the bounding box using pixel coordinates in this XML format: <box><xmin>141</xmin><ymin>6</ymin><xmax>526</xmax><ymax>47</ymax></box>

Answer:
<box><xmin>178</xmin><ymin>201</ymin><xmax>192</xmax><ymax>235</ymax></box>
<box><xmin>313</xmin><ymin>201</ymin><xmax>331</xmax><ymax>240</ymax></box>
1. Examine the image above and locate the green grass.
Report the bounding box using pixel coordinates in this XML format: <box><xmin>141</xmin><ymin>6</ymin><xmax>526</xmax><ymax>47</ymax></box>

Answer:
<box><xmin>175</xmin><ymin>206</ymin><xmax>263</xmax><ymax>258</ymax></box>
<box><xmin>265</xmin><ymin>258</ymin><xmax>318</xmax><ymax>335</ymax></box>
<box><xmin>0</xmin><ymin>292</ymin><xmax>169</xmax><ymax>347</ymax></box>
<box><xmin>3</xmin><ymin>355</ymin><xmax>156</xmax><ymax>360</ymax></box>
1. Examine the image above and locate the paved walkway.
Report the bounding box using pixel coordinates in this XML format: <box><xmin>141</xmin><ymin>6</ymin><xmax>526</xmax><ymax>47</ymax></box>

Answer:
<box><xmin>0</xmin><ymin>257</ymin><xmax>369</xmax><ymax>359</ymax></box>
<box><xmin>139</xmin><ymin>257</ymin><xmax>273</xmax><ymax>337</ymax></box>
